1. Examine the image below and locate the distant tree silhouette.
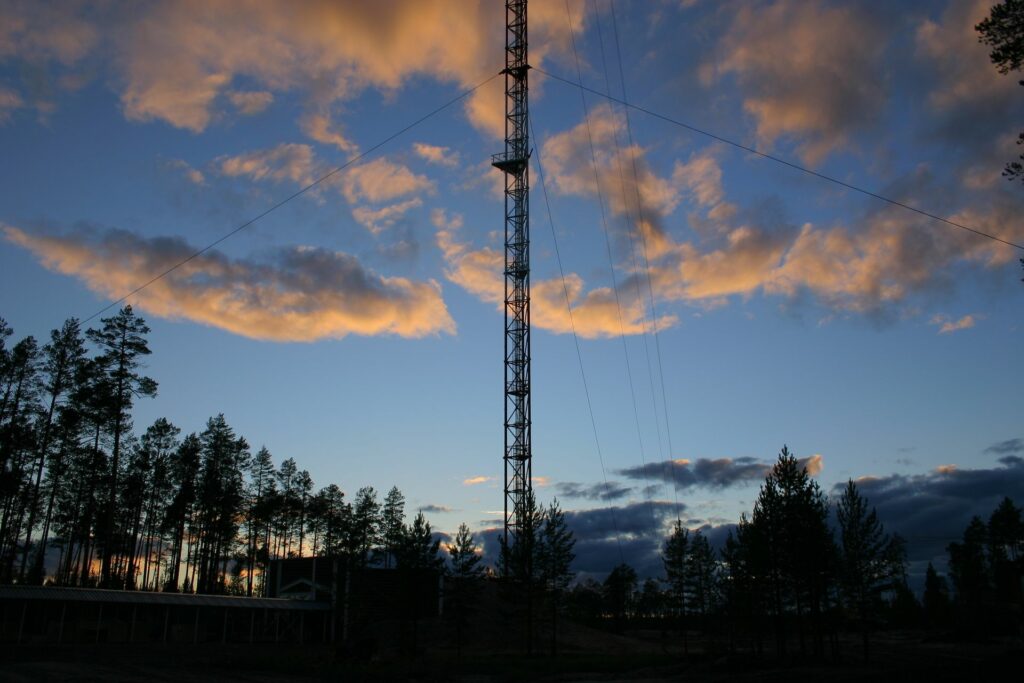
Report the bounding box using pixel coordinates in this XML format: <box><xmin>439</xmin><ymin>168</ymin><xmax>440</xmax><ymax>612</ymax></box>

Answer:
<box><xmin>394</xmin><ymin>511</ymin><xmax>441</xmax><ymax>654</ymax></box>
<box><xmin>193</xmin><ymin>415</ymin><xmax>250</xmax><ymax>593</ymax></box>
<box><xmin>447</xmin><ymin>522</ymin><xmax>483</xmax><ymax>659</ymax></box>
<box><xmin>685</xmin><ymin>529</ymin><xmax>718</xmax><ymax>635</ymax></box>
<box><xmin>537</xmin><ymin>498</ymin><xmax>575</xmax><ymax>655</ymax></box>
<box><xmin>87</xmin><ymin>306</ymin><xmax>157</xmax><ymax>587</ymax></box>
<box><xmin>948</xmin><ymin>516</ymin><xmax>991</xmax><ymax>632</ymax></box>
<box><xmin>499</xmin><ymin>490</ymin><xmax>543</xmax><ymax>654</ymax></box>
<box><xmin>604</xmin><ymin>563</ymin><xmax>638</xmax><ymax>632</ymax></box>
<box><xmin>987</xmin><ymin>497</ymin><xmax>1023</xmax><ymax>604</ymax></box>
<box><xmin>0</xmin><ymin>335</ymin><xmax>40</xmax><ymax>581</ymax></box>
<box><xmin>636</xmin><ymin>577</ymin><xmax>666</xmax><ymax>618</ymax></box>
<box><xmin>720</xmin><ymin>518</ymin><xmax>764</xmax><ymax>655</ymax></box>
<box><xmin>837</xmin><ymin>479</ymin><xmax>905</xmax><ymax>661</ymax></box>
<box><xmin>245</xmin><ymin>446</ymin><xmax>275</xmax><ymax>595</ymax></box>
<box><xmin>662</xmin><ymin>520</ymin><xmax>690</xmax><ymax>652</ymax></box>
<box><xmin>163</xmin><ymin>433</ymin><xmax>200</xmax><ymax>591</ymax></box>
<box><xmin>395</xmin><ymin>511</ymin><xmax>442</xmax><ymax>571</ymax></box>
<box><xmin>348</xmin><ymin>486</ymin><xmax>381</xmax><ymax>568</ymax></box>
<box><xmin>381</xmin><ymin>485</ymin><xmax>405</xmax><ymax>568</ymax></box>
<box><xmin>749</xmin><ymin>447</ymin><xmax>835</xmax><ymax>658</ymax></box>
<box><xmin>977</xmin><ymin>0</ymin><xmax>1024</xmax><ymax>182</ymax></box>
<box><xmin>19</xmin><ymin>319</ymin><xmax>85</xmax><ymax>582</ymax></box>
<box><xmin>923</xmin><ymin>562</ymin><xmax>951</xmax><ymax>628</ymax></box>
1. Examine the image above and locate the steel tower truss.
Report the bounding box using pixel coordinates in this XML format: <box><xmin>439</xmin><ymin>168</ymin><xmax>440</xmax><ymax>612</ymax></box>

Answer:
<box><xmin>492</xmin><ymin>0</ymin><xmax>531</xmax><ymax>564</ymax></box>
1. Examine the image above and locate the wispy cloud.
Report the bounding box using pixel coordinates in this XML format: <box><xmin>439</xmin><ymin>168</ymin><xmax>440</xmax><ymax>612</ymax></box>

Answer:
<box><xmin>352</xmin><ymin>198</ymin><xmax>423</xmax><ymax>235</ymax></box>
<box><xmin>0</xmin><ymin>86</ymin><xmax>25</xmax><ymax>124</ymax></box>
<box><xmin>413</xmin><ymin>142</ymin><xmax>459</xmax><ymax>167</ymax></box>
<box><xmin>463</xmin><ymin>475</ymin><xmax>493</xmax><ymax>486</ymax></box>
<box><xmin>227</xmin><ymin>90</ymin><xmax>273</xmax><ymax>115</ymax></box>
<box><xmin>984</xmin><ymin>438</ymin><xmax>1024</xmax><ymax>456</ymax></box>
<box><xmin>3</xmin><ymin>223</ymin><xmax>454</xmax><ymax>341</ymax></box>
<box><xmin>300</xmin><ymin>112</ymin><xmax>359</xmax><ymax>156</ymax></box>
<box><xmin>930</xmin><ymin>313</ymin><xmax>979</xmax><ymax>334</ymax></box>
<box><xmin>218</xmin><ymin>143</ymin><xmax>319</xmax><ymax>187</ymax></box>
<box><xmin>165</xmin><ymin>159</ymin><xmax>205</xmax><ymax>186</ymax></box>
<box><xmin>340</xmin><ymin>157</ymin><xmax>433</xmax><ymax>204</ymax></box>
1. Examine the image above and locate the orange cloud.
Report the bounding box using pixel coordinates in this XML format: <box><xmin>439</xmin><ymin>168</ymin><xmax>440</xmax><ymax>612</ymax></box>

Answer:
<box><xmin>462</xmin><ymin>475</ymin><xmax>493</xmax><ymax>486</ymax></box>
<box><xmin>0</xmin><ymin>1</ymin><xmax>97</xmax><ymax>66</ymax></box>
<box><xmin>708</xmin><ymin>0</ymin><xmax>887</xmax><ymax>165</ymax></box>
<box><xmin>227</xmin><ymin>90</ymin><xmax>273</xmax><ymax>115</ymax></box>
<box><xmin>4</xmin><ymin>224</ymin><xmax>455</xmax><ymax>341</ymax></box>
<box><xmin>352</xmin><ymin>198</ymin><xmax>423</xmax><ymax>235</ymax></box>
<box><xmin>543</xmin><ymin>104</ymin><xmax>681</xmax><ymax>223</ymax></box>
<box><xmin>340</xmin><ymin>157</ymin><xmax>433</xmax><ymax>204</ymax></box>
<box><xmin>413</xmin><ymin>142</ymin><xmax>459</xmax><ymax>167</ymax></box>
<box><xmin>166</xmin><ymin>159</ymin><xmax>206</xmax><ymax>185</ymax></box>
<box><xmin>434</xmin><ymin>209</ymin><xmax>674</xmax><ymax>338</ymax></box>
<box><xmin>300</xmin><ymin>113</ymin><xmax>359</xmax><ymax>156</ymax></box>
<box><xmin>219</xmin><ymin>143</ymin><xmax>319</xmax><ymax>187</ymax></box>
<box><xmin>917</xmin><ymin>0</ymin><xmax>1011</xmax><ymax>112</ymax></box>
<box><xmin>0</xmin><ymin>86</ymin><xmax>24</xmax><ymax>123</ymax></box>
<box><xmin>95</xmin><ymin>0</ymin><xmax>587</xmax><ymax>135</ymax></box>
<box><xmin>215</xmin><ymin>145</ymin><xmax>433</xmax><ymax>209</ymax></box>
<box><xmin>801</xmin><ymin>454</ymin><xmax>824</xmax><ymax>477</ymax></box>
<box><xmin>930</xmin><ymin>313</ymin><xmax>979</xmax><ymax>335</ymax></box>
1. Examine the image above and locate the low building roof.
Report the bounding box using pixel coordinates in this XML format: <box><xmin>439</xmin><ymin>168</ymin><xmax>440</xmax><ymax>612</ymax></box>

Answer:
<box><xmin>0</xmin><ymin>585</ymin><xmax>331</xmax><ymax>611</ymax></box>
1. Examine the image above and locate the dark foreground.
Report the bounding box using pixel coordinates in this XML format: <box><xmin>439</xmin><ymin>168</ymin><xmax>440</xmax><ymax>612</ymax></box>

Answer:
<box><xmin>2</xmin><ymin>632</ymin><xmax>1020</xmax><ymax>683</ymax></box>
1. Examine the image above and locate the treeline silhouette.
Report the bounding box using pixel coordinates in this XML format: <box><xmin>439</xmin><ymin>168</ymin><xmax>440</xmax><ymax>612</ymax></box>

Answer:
<box><xmin>559</xmin><ymin>455</ymin><xmax>1023</xmax><ymax>661</ymax></box>
<box><xmin>0</xmin><ymin>307</ymin><xmax>469</xmax><ymax>594</ymax></box>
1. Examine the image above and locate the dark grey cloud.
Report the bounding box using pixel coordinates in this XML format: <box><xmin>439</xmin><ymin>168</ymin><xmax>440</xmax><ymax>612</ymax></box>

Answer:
<box><xmin>563</xmin><ymin>501</ymin><xmax>680</xmax><ymax>541</ymax></box>
<box><xmin>474</xmin><ymin>501</ymin><xmax>683</xmax><ymax>578</ymax></box>
<box><xmin>564</xmin><ymin>501</ymin><xmax>681</xmax><ymax>578</ymax></box>
<box><xmin>418</xmin><ymin>504</ymin><xmax>454</xmax><ymax>514</ymax></box>
<box><xmin>618</xmin><ymin>457</ymin><xmax>765</xmax><ymax>489</ymax></box>
<box><xmin>984</xmin><ymin>438</ymin><xmax>1024</xmax><ymax>456</ymax></box>
<box><xmin>617</xmin><ymin>455</ymin><xmax>822</xmax><ymax>490</ymax></box>
<box><xmin>834</xmin><ymin>457</ymin><xmax>1024</xmax><ymax>566</ymax></box>
<box><xmin>614</xmin><ymin>456</ymin><xmax>782</xmax><ymax>493</ymax></box>
<box><xmin>555</xmin><ymin>480</ymin><xmax>633</xmax><ymax>501</ymax></box>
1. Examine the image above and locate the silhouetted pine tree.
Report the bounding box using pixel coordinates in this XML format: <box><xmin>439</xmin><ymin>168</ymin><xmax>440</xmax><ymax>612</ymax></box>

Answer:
<box><xmin>662</xmin><ymin>519</ymin><xmax>690</xmax><ymax>652</ymax></box>
<box><xmin>537</xmin><ymin>498</ymin><xmax>575</xmax><ymax>655</ymax></box>
<box><xmin>604</xmin><ymin>563</ymin><xmax>638</xmax><ymax>632</ymax></box>
<box><xmin>749</xmin><ymin>446</ymin><xmax>835</xmax><ymax>657</ymax></box>
<box><xmin>447</xmin><ymin>522</ymin><xmax>482</xmax><ymax>660</ymax></box>
<box><xmin>87</xmin><ymin>306</ymin><xmax>157</xmax><ymax>587</ymax></box>
<box><xmin>19</xmin><ymin>319</ymin><xmax>85</xmax><ymax>582</ymax></box>
<box><xmin>948</xmin><ymin>516</ymin><xmax>991</xmax><ymax>630</ymax></box>
<box><xmin>685</xmin><ymin>529</ymin><xmax>718</xmax><ymax>635</ymax></box>
<box><xmin>381</xmin><ymin>485</ymin><xmax>405</xmax><ymax>568</ymax></box>
<box><xmin>837</xmin><ymin>479</ymin><xmax>903</xmax><ymax>661</ymax></box>
<box><xmin>987</xmin><ymin>497</ymin><xmax>1023</xmax><ymax>608</ymax></box>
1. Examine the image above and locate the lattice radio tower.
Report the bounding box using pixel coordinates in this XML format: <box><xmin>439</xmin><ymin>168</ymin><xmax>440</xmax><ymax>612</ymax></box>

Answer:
<box><xmin>492</xmin><ymin>0</ymin><xmax>531</xmax><ymax>568</ymax></box>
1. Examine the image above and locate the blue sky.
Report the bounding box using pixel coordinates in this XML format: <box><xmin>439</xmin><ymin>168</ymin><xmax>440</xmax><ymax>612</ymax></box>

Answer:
<box><xmin>1</xmin><ymin>0</ymin><xmax>1022</xmax><ymax>577</ymax></box>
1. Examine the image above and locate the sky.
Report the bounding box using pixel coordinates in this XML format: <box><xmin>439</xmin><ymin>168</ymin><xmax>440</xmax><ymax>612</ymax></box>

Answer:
<box><xmin>1</xmin><ymin>0</ymin><xmax>1022</xmax><ymax>581</ymax></box>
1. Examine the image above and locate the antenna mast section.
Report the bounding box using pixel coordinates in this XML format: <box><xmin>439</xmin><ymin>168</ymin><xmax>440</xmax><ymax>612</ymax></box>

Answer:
<box><xmin>493</xmin><ymin>0</ymin><xmax>531</xmax><ymax>565</ymax></box>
